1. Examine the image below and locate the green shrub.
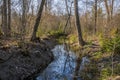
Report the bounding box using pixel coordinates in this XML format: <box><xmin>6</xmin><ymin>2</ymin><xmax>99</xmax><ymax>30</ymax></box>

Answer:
<box><xmin>99</xmin><ymin>34</ymin><xmax>120</xmax><ymax>53</ymax></box>
<box><xmin>92</xmin><ymin>51</ymin><xmax>102</xmax><ymax>60</ymax></box>
<box><xmin>100</xmin><ymin>67</ymin><xmax>112</xmax><ymax>80</ymax></box>
<box><xmin>48</xmin><ymin>29</ymin><xmax>65</xmax><ymax>38</ymax></box>
<box><xmin>47</xmin><ymin>29</ymin><xmax>67</xmax><ymax>44</ymax></box>
<box><xmin>68</xmin><ymin>34</ymin><xmax>78</xmax><ymax>44</ymax></box>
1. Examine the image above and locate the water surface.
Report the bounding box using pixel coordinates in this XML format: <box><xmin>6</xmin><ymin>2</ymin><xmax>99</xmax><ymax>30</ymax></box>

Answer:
<box><xmin>37</xmin><ymin>45</ymin><xmax>90</xmax><ymax>80</ymax></box>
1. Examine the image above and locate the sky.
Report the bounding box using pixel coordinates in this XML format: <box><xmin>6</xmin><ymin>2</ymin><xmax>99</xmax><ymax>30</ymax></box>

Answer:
<box><xmin>0</xmin><ymin>0</ymin><xmax>120</xmax><ymax>15</ymax></box>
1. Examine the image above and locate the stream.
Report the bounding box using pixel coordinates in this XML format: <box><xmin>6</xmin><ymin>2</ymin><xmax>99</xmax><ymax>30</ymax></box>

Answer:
<box><xmin>36</xmin><ymin>45</ymin><xmax>90</xmax><ymax>80</ymax></box>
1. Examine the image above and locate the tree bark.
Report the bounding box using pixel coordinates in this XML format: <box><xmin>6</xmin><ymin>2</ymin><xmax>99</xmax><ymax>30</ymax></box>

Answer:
<box><xmin>2</xmin><ymin>0</ymin><xmax>8</xmax><ymax>37</ymax></box>
<box><xmin>104</xmin><ymin>0</ymin><xmax>110</xmax><ymax>22</ymax></box>
<box><xmin>7</xmin><ymin>0</ymin><xmax>11</xmax><ymax>36</ymax></box>
<box><xmin>73</xmin><ymin>1</ymin><xmax>85</xmax><ymax>79</ymax></box>
<box><xmin>74</xmin><ymin>0</ymin><xmax>85</xmax><ymax>46</ymax></box>
<box><xmin>110</xmin><ymin>0</ymin><xmax>114</xmax><ymax>19</ymax></box>
<box><xmin>65</xmin><ymin>0</ymin><xmax>69</xmax><ymax>15</ymax></box>
<box><xmin>31</xmin><ymin>0</ymin><xmax>45</xmax><ymax>41</ymax></box>
<box><xmin>21</xmin><ymin>0</ymin><xmax>26</xmax><ymax>40</ymax></box>
<box><xmin>94</xmin><ymin>0</ymin><xmax>97</xmax><ymax>34</ymax></box>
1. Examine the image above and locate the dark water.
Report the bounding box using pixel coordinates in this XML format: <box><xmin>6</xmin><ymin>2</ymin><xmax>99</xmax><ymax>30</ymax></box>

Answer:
<box><xmin>36</xmin><ymin>45</ymin><xmax>90</xmax><ymax>80</ymax></box>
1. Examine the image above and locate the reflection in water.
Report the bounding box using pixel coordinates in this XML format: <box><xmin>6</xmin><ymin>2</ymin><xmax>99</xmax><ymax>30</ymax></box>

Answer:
<box><xmin>36</xmin><ymin>45</ymin><xmax>90</xmax><ymax>80</ymax></box>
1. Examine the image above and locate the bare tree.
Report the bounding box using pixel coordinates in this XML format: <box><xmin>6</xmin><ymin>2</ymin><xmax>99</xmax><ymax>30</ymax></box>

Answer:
<box><xmin>65</xmin><ymin>0</ymin><xmax>69</xmax><ymax>14</ymax></box>
<box><xmin>7</xmin><ymin>0</ymin><xmax>11</xmax><ymax>36</ymax></box>
<box><xmin>21</xmin><ymin>0</ymin><xmax>27</xmax><ymax>40</ymax></box>
<box><xmin>94</xmin><ymin>0</ymin><xmax>97</xmax><ymax>33</ymax></box>
<box><xmin>74</xmin><ymin>0</ymin><xmax>85</xmax><ymax>46</ymax></box>
<box><xmin>73</xmin><ymin>1</ymin><xmax>85</xmax><ymax>79</ymax></box>
<box><xmin>1</xmin><ymin>0</ymin><xmax>11</xmax><ymax>37</ymax></box>
<box><xmin>31</xmin><ymin>0</ymin><xmax>45</xmax><ymax>41</ymax></box>
<box><xmin>110</xmin><ymin>0</ymin><xmax>114</xmax><ymax>19</ymax></box>
<box><xmin>44</xmin><ymin>0</ymin><xmax>52</xmax><ymax>14</ymax></box>
<box><xmin>104</xmin><ymin>0</ymin><xmax>110</xmax><ymax>22</ymax></box>
<box><xmin>2</xmin><ymin>0</ymin><xmax>8</xmax><ymax>37</ymax></box>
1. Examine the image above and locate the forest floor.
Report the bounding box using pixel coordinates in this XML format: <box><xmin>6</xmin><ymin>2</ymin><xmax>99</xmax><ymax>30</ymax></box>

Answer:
<box><xmin>0</xmin><ymin>36</ymin><xmax>58</xmax><ymax>80</ymax></box>
<box><xmin>0</xmin><ymin>35</ymin><xmax>119</xmax><ymax>80</ymax></box>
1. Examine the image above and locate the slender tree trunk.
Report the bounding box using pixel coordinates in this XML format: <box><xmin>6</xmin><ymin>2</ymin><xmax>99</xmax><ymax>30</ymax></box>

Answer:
<box><xmin>104</xmin><ymin>0</ymin><xmax>110</xmax><ymax>22</ymax></box>
<box><xmin>94</xmin><ymin>0</ymin><xmax>97</xmax><ymax>33</ymax></box>
<box><xmin>44</xmin><ymin>0</ymin><xmax>48</xmax><ymax>13</ymax></box>
<box><xmin>1</xmin><ymin>5</ymin><xmax>3</xmax><ymax>30</ymax></box>
<box><xmin>110</xmin><ymin>0</ymin><xmax>114</xmax><ymax>19</ymax></box>
<box><xmin>3</xmin><ymin>0</ymin><xmax>8</xmax><ymax>37</ymax></box>
<box><xmin>44</xmin><ymin>0</ymin><xmax>52</xmax><ymax>14</ymax></box>
<box><xmin>63</xmin><ymin>0</ymin><xmax>71</xmax><ymax>33</ymax></box>
<box><xmin>7</xmin><ymin>0</ymin><xmax>11</xmax><ymax>36</ymax></box>
<box><xmin>73</xmin><ymin>1</ymin><xmax>85</xmax><ymax>79</ymax></box>
<box><xmin>21</xmin><ymin>0</ymin><xmax>26</xmax><ymax>40</ymax></box>
<box><xmin>74</xmin><ymin>0</ymin><xmax>85</xmax><ymax>46</ymax></box>
<box><xmin>31</xmin><ymin>5</ymin><xmax>34</xmax><ymax>16</ymax></box>
<box><xmin>65</xmin><ymin>0</ymin><xmax>69</xmax><ymax>15</ymax></box>
<box><xmin>31</xmin><ymin>0</ymin><xmax>45</xmax><ymax>41</ymax></box>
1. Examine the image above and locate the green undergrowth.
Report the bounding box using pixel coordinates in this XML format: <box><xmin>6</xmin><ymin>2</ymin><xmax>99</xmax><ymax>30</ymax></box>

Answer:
<box><xmin>48</xmin><ymin>29</ymin><xmax>64</xmax><ymax>37</ymax></box>
<box><xmin>47</xmin><ymin>29</ymin><xmax>68</xmax><ymax>44</ymax></box>
<box><xmin>100</xmin><ymin>67</ymin><xmax>112</xmax><ymax>80</ymax></box>
<box><xmin>98</xmin><ymin>63</ymin><xmax>120</xmax><ymax>80</ymax></box>
<box><xmin>99</xmin><ymin>33</ymin><xmax>120</xmax><ymax>55</ymax></box>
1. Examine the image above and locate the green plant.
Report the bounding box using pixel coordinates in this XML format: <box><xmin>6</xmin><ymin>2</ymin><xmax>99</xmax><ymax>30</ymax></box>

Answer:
<box><xmin>48</xmin><ymin>29</ymin><xmax>65</xmax><ymax>38</ymax></box>
<box><xmin>92</xmin><ymin>51</ymin><xmax>102</xmax><ymax>60</ymax></box>
<box><xmin>99</xmin><ymin>34</ymin><xmax>120</xmax><ymax>53</ymax></box>
<box><xmin>100</xmin><ymin>67</ymin><xmax>112</xmax><ymax>80</ymax></box>
<box><xmin>68</xmin><ymin>34</ymin><xmax>78</xmax><ymax>44</ymax></box>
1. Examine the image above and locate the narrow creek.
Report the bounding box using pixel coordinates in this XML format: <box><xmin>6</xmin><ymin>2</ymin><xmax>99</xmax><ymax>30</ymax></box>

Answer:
<box><xmin>36</xmin><ymin>45</ymin><xmax>90</xmax><ymax>80</ymax></box>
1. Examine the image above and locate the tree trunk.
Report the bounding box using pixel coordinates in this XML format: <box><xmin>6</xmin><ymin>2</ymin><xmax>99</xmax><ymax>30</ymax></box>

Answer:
<box><xmin>1</xmin><ymin>5</ymin><xmax>3</xmax><ymax>31</ymax></box>
<box><xmin>31</xmin><ymin>0</ymin><xmax>45</xmax><ymax>41</ymax></box>
<box><xmin>44</xmin><ymin>0</ymin><xmax>48</xmax><ymax>13</ymax></box>
<box><xmin>7</xmin><ymin>0</ymin><xmax>11</xmax><ymax>36</ymax></box>
<box><xmin>21</xmin><ymin>0</ymin><xmax>26</xmax><ymax>40</ymax></box>
<box><xmin>65</xmin><ymin>0</ymin><xmax>69</xmax><ymax>15</ymax></box>
<box><xmin>110</xmin><ymin>0</ymin><xmax>114</xmax><ymax>19</ymax></box>
<box><xmin>44</xmin><ymin>0</ymin><xmax>52</xmax><ymax>14</ymax></box>
<box><xmin>104</xmin><ymin>0</ymin><xmax>110</xmax><ymax>22</ymax></box>
<box><xmin>3</xmin><ymin>0</ymin><xmax>8</xmax><ymax>37</ymax></box>
<box><xmin>94</xmin><ymin>0</ymin><xmax>97</xmax><ymax>34</ymax></box>
<box><xmin>73</xmin><ymin>0</ymin><xmax>85</xmax><ymax>79</ymax></box>
<box><xmin>74</xmin><ymin>0</ymin><xmax>85</xmax><ymax>46</ymax></box>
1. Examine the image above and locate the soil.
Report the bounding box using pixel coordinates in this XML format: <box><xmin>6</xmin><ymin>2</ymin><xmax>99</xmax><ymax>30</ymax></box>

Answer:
<box><xmin>0</xmin><ymin>37</ymin><xmax>57</xmax><ymax>80</ymax></box>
